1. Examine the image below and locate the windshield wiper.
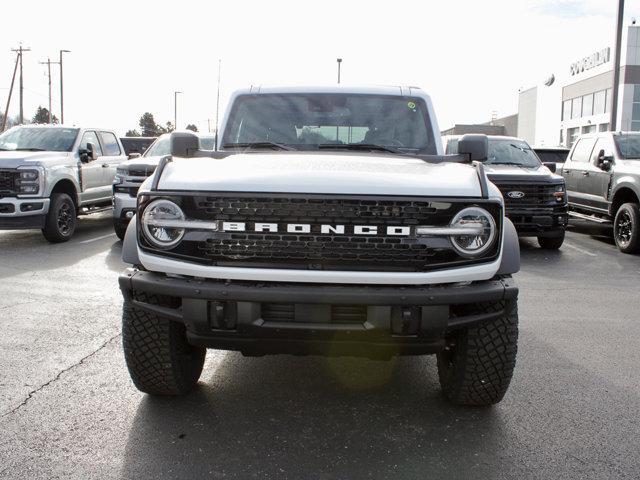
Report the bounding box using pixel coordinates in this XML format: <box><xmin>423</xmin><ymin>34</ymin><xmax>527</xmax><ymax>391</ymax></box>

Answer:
<box><xmin>489</xmin><ymin>161</ymin><xmax>528</xmax><ymax>166</ymax></box>
<box><xmin>223</xmin><ymin>142</ymin><xmax>295</xmax><ymax>151</ymax></box>
<box><xmin>14</xmin><ymin>147</ymin><xmax>47</xmax><ymax>151</ymax></box>
<box><xmin>317</xmin><ymin>143</ymin><xmax>404</xmax><ymax>154</ymax></box>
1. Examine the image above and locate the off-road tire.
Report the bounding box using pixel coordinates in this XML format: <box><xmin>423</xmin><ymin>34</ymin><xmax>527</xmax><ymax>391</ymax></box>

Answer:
<box><xmin>538</xmin><ymin>232</ymin><xmax>565</xmax><ymax>250</ymax></box>
<box><xmin>122</xmin><ymin>293</ymin><xmax>206</xmax><ymax>395</ymax></box>
<box><xmin>42</xmin><ymin>193</ymin><xmax>77</xmax><ymax>243</ymax></box>
<box><xmin>114</xmin><ymin>220</ymin><xmax>128</xmax><ymax>241</ymax></box>
<box><xmin>613</xmin><ymin>203</ymin><xmax>640</xmax><ymax>254</ymax></box>
<box><xmin>437</xmin><ymin>299</ymin><xmax>518</xmax><ymax>406</ymax></box>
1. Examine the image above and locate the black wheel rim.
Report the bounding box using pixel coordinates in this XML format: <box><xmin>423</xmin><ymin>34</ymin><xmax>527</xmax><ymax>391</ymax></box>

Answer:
<box><xmin>57</xmin><ymin>201</ymin><xmax>74</xmax><ymax>236</ymax></box>
<box><xmin>615</xmin><ymin>210</ymin><xmax>633</xmax><ymax>247</ymax></box>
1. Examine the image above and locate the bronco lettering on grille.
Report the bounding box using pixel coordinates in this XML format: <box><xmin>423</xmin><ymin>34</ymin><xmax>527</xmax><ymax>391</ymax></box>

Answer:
<box><xmin>221</xmin><ymin>222</ymin><xmax>411</xmax><ymax>236</ymax></box>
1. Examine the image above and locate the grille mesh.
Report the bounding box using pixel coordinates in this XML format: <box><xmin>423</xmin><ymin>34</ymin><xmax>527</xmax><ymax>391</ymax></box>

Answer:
<box><xmin>492</xmin><ymin>182</ymin><xmax>558</xmax><ymax>207</ymax></box>
<box><xmin>0</xmin><ymin>170</ymin><xmax>18</xmax><ymax>194</ymax></box>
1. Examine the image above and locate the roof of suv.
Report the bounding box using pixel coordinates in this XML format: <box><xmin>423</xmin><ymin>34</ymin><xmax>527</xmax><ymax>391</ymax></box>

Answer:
<box><xmin>241</xmin><ymin>85</ymin><xmax>424</xmax><ymax>96</ymax></box>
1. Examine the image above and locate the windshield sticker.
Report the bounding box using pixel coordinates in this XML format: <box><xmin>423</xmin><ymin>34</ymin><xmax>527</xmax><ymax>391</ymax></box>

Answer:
<box><xmin>407</xmin><ymin>101</ymin><xmax>417</xmax><ymax>112</ymax></box>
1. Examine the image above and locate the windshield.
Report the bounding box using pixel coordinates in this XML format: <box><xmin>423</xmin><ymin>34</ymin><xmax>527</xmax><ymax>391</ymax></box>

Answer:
<box><xmin>486</xmin><ymin>139</ymin><xmax>541</xmax><ymax>167</ymax></box>
<box><xmin>535</xmin><ymin>149</ymin><xmax>569</xmax><ymax>164</ymax></box>
<box><xmin>614</xmin><ymin>134</ymin><xmax>640</xmax><ymax>159</ymax></box>
<box><xmin>143</xmin><ymin>136</ymin><xmax>170</xmax><ymax>157</ymax></box>
<box><xmin>222</xmin><ymin>93</ymin><xmax>437</xmax><ymax>154</ymax></box>
<box><xmin>144</xmin><ymin>135</ymin><xmax>216</xmax><ymax>156</ymax></box>
<box><xmin>0</xmin><ymin>127</ymin><xmax>79</xmax><ymax>152</ymax></box>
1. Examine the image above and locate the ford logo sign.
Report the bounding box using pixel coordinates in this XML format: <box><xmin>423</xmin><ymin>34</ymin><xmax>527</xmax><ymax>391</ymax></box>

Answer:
<box><xmin>507</xmin><ymin>191</ymin><xmax>525</xmax><ymax>199</ymax></box>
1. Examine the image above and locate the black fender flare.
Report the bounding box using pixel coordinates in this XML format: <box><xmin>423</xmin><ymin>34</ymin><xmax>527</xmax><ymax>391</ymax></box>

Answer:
<box><xmin>122</xmin><ymin>215</ymin><xmax>140</xmax><ymax>265</ymax></box>
<box><xmin>498</xmin><ymin>217</ymin><xmax>520</xmax><ymax>275</ymax></box>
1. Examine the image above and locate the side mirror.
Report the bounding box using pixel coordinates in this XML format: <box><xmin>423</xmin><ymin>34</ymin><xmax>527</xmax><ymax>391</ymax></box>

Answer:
<box><xmin>128</xmin><ymin>152</ymin><xmax>141</xmax><ymax>160</ymax></box>
<box><xmin>596</xmin><ymin>149</ymin><xmax>613</xmax><ymax>170</ymax></box>
<box><xmin>79</xmin><ymin>143</ymin><xmax>97</xmax><ymax>163</ymax></box>
<box><xmin>170</xmin><ymin>131</ymin><xmax>200</xmax><ymax>157</ymax></box>
<box><xmin>543</xmin><ymin>162</ymin><xmax>557</xmax><ymax>173</ymax></box>
<box><xmin>457</xmin><ymin>134</ymin><xmax>488</xmax><ymax>161</ymax></box>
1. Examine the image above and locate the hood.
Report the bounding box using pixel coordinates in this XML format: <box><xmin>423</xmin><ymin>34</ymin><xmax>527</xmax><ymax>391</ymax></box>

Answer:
<box><xmin>0</xmin><ymin>150</ymin><xmax>71</xmax><ymax>168</ymax></box>
<box><xmin>119</xmin><ymin>155</ymin><xmax>163</xmax><ymax>174</ymax></box>
<box><xmin>156</xmin><ymin>152</ymin><xmax>484</xmax><ymax>197</ymax></box>
<box><xmin>484</xmin><ymin>163</ymin><xmax>562</xmax><ymax>182</ymax></box>
<box><xmin>616</xmin><ymin>159</ymin><xmax>640</xmax><ymax>173</ymax></box>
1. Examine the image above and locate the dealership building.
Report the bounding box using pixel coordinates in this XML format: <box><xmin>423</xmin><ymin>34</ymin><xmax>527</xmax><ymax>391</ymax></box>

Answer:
<box><xmin>517</xmin><ymin>24</ymin><xmax>640</xmax><ymax>148</ymax></box>
<box><xmin>445</xmin><ymin>24</ymin><xmax>640</xmax><ymax>149</ymax></box>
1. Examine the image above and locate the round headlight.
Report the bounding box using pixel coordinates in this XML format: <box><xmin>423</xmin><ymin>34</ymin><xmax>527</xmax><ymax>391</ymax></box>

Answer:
<box><xmin>449</xmin><ymin>206</ymin><xmax>496</xmax><ymax>257</ymax></box>
<box><xmin>141</xmin><ymin>199</ymin><xmax>185</xmax><ymax>249</ymax></box>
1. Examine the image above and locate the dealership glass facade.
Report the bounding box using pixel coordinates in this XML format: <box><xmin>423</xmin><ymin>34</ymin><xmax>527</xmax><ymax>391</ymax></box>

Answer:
<box><xmin>562</xmin><ymin>88</ymin><xmax>611</xmax><ymax>122</ymax></box>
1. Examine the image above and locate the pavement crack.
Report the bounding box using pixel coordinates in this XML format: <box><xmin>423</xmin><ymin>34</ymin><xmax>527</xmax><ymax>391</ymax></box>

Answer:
<box><xmin>1</xmin><ymin>332</ymin><xmax>121</xmax><ymax>418</ymax></box>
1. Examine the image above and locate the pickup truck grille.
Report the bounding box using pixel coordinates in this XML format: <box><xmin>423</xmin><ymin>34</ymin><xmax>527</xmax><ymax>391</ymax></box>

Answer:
<box><xmin>0</xmin><ymin>170</ymin><xmax>18</xmax><ymax>195</ymax></box>
<box><xmin>491</xmin><ymin>182</ymin><xmax>558</xmax><ymax>208</ymax></box>
<box><xmin>143</xmin><ymin>195</ymin><xmax>502</xmax><ymax>273</ymax></box>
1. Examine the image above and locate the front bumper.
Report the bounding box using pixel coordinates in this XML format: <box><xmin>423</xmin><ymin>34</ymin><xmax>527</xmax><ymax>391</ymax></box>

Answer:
<box><xmin>506</xmin><ymin>205</ymin><xmax>568</xmax><ymax>237</ymax></box>
<box><xmin>119</xmin><ymin>269</ymin><xmax>518</xmax><ymax>358</ymax></box>
<box><xmin>0</xmin><ymin>197</ymin><xmax>50</xmax><ymax>229</ymax></box>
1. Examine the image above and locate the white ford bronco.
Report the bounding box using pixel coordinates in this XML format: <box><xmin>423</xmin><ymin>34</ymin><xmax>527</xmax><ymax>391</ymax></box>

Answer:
<box><xmin>0</xmin><ymin>124</ymin><xmax>126</xmax><ymax>242</ymax></box>
<box><xmin>119</xmin><ymin>86</ymin><xmax>521</xmax><ymax>406</ymax></box>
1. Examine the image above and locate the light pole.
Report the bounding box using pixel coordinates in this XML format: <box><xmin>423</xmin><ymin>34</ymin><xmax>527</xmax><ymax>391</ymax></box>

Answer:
<box><xmin>174</xmin><ymin>91</ymin><xmax>182</xmax><ymax>130</ymax></box>
<box><xmin>610</xmin><ymin>0</ymin><xmax>624</xmax><ymax>131</ymax></box>
<box><xmin>59</xmin><ymin>50</ymin><xmax>70</xmax><ymax>124</ymax></box>
<box><xmin>337</xmin><ymin>58</ymin><xmax>342</xmax><ymax>84</ymax></box>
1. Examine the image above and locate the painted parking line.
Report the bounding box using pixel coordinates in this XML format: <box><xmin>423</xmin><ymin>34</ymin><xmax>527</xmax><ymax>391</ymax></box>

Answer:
<box><xmin>563</xmin><ymin>241</ymin><xmax>597</xmax><ymax>257</ymax></box>
<box><xmin>78</xmin><ymin>233</ymin><xmax>116</xmax><ymax>244</ymax></box>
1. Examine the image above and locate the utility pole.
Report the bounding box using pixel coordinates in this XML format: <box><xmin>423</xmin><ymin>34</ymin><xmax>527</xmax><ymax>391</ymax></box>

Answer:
<box><xmin>11</xmin><ymin>45</ymin><xmax>31</xmax><ymax>124</ymax></box>
<box><xmin>39</xmin><ymin>58</ymin><xmax>60</xmax><ymax>123</ymax></box>
<box><xmin>1</xmin><ymin>51</ymin><xmax>20</xmax><ymax>132</ymax></box>
<box><xmin>215</xmin><ymin>59</ymin><xmax>221</xmax><ymax>149</ymax></box>
<box><xmin>337</xmin><ymin>58</ymin><xmax>342</xmax><ymax>84</ymax></box>
<box><xmin>207</xmin><ymin>118</ymin><xmax>211</xmax><ymax>133</ymax></box>
<box><xmin>174</xmin><ymin>91</ymin><xmax>182</xmax><ymax>130</ymax></box>
<box><xmin>610</xmin><ymin>0</ymin><xmax>625</xmax><ymax>131</ymax></box>
<box><xmin>59</xmin><ymin>50</ymin><xmax>70</xmax><ymax>124</ymax></box>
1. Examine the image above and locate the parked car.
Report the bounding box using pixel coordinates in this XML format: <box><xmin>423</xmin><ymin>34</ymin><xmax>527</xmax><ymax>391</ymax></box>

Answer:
<box><xmin>0</xmin><ymin>124</ymin><xmax>126</xmax><ymax>242</ymax></box>
<box><xmin>443</xmin><ymin>135</ymin><xmax>568</xmax><ymax>249</ymax></box>
<box><xmin>533</xmin><ymin>146</ymin><xmax>570</xmax><ymax>173</ymax></box>
<box><xmin>112</xmin><ymin>132</ymin><xmax>214</xmax><ymax>239</ymax></box>
<box><xmin>120</xmin><ymin>137</ymin><xmax>156</xmax><ymax>157</ymax></box>
<box><xmin>119</xmin><ymin>86</ymin><xmax>521</xmax><ymax>406</ymax></box>
<box><xmin>562</xmin><ymin>131</ymin><xmax>640</xmax><ymax>253</ymax></box>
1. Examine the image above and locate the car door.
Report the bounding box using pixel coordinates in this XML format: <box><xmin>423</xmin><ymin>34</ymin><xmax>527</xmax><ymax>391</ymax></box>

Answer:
<box><xmin>78</xmin><ymin>130</ymin><xmax>105</xmax><ymax>203</ymax></box>
<box><xmin>563</xmin><ymin>136</ymin><xmax>596</xmax><ymax>209</ymax></box>
<box><xmin>579</xmin><ymin>136</ymin><xmax>614</xmax><ymax>212</ymax></box>
<box><xmin>99</xmin><ymin>131</ymin><xmax>126</xmax><ymax>187</ymax></box>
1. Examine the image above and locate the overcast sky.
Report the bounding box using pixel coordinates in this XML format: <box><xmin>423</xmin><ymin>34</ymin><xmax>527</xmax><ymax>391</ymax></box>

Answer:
<box><xmin>0</xmin><ymin>0</ymin><xmax>637</xmax><ymax>135</ymax></box>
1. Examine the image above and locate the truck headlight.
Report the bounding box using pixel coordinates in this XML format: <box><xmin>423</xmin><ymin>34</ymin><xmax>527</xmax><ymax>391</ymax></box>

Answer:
<box><xmin>448</xmin><ymin>207</ymin><xmax>496</xmax><ymax>257</ymax></box>
<box><xmin>16</xmin><ymin>167</ymin><xmax>43</xmax><ymax>196</ymax></box>
<box><xmin>554</xmin><ymin>184</ymin><xmax>566</xmax><ymax>202</ymax></box>
<box><xmin>141</xmin><ymin>199</ymin><xmax>186</xmax><ymax>249</ymax></box>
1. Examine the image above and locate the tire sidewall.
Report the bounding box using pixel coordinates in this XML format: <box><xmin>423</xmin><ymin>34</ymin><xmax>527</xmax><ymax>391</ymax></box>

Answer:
<box><xmin>43</xmin><ymin>193</ymin><xmax>76</xmax><ymax>242</ymax></box>
<box><xmin>614</xmin><ymin>203</ymin><xmax>640</xmax><ymax>254</ymax></box>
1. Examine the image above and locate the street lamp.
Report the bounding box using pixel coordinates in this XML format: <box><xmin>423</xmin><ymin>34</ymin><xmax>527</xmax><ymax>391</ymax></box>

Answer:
<box><xmin>174</xmin><ymin>91</ymin><xmax>182</xmax><ymax>130</ymax></box>
<box><xmin>59</xmin><ymin>50</ymin><xmax>70</xmax><ymax>124</ymax></box>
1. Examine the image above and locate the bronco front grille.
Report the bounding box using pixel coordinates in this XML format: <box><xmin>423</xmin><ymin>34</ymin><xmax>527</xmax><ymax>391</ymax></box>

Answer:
<box><xmin>0</xmin><ymin>170</ymin><xmax>18</xmax><ymax>195</ymax></box>
<box><xmin>140</xmin><ymin>194</ymin><xmax>502</xmax><ymax>272</ymax></box>
<box><xmin>491</xmin><ymin>182</ymin><xmax>558</xmax><ymax>208</ymax></box>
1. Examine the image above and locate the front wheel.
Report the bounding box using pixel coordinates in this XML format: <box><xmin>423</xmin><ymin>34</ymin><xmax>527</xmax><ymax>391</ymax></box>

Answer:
<box><xmin>42</xmin><ymin>193</ymin><xmax>77</xmax><ymax>243</ymax></box>
<box><xmin>437</xmin><ymin>300</ymin><xmax>518</xmax><ymax>406</ymax></box>
<box><xmin>122</xmin><ymin>293</ymin><xmax>206</xmax><ymax>395</ymax></box>
<box><xmin>613</xmin><ymin>203</ymin><xmax>640</xmax><ymax>254</ymax></box>
<box><xmin>538</xmin><ymin>231</ymin><xmax>565</xmax><ymax>250</ymax></box>
<box><xmin>114</xmin><ymin>220</ymin><xmax>128</xmax><ymax>241</ymax></box>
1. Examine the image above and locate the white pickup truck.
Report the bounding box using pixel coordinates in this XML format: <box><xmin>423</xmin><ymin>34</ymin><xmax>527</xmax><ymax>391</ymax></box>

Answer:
<box><xmin>0</xmin><ymin>124</ymin><xmax>126</xmax><ymax>242</ymax></box>
<box><xmin>119</xmin><ymin>86</ymin><xmax>521</xmax><ymax>406</ymax></box>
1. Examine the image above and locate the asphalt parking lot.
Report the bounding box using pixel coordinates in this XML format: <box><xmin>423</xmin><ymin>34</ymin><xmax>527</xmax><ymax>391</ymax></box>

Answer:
<box><xmin>0</xmin><ymin>214</ymin><xmax>639</xmax><ymax>479</ymax></box>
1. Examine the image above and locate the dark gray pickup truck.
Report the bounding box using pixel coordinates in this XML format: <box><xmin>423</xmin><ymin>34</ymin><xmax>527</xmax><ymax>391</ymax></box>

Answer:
<box><xmin>562</xmin><ymin>132</ymin><xmax>640</xmax><ymax>253</ymax></box>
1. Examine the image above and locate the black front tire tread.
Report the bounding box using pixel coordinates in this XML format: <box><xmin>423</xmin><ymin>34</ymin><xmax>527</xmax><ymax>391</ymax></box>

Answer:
<box><xmin>42</xmin><ymin>193</ymin><xmax>76</xmax><ymax>243</ymax></box>
<box><xmin>538</xmin><ymin>232</ymin><xmax>565</xmax><ymax>250</ymax></box>
<box><xmin>614</xmin><ymin>203</ymin><xmax>640</xmax><ymax>254</ymax></box>
<box><xmin>437</xmin><ymin>300</ymin><xmax>518</xmax><ymax>406</ymax></box>
<box><xmin>114</xmin><ymin>221</ymin><xmax>127</xmax><ymax>241</ymax></box>
<box><xmin>122</xmin><ymin>294</ymin><xmax>206</xmax><ymax>395</ymax></box>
